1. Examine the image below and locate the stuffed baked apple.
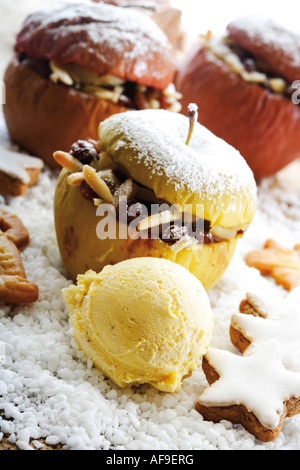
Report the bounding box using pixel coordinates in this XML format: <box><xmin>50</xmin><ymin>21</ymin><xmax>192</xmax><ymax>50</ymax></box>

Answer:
<box><xmin>3</xmin><ymin>0</ymin><xmax>180</xmax><ymax>168</ymax></box>
<box><xmin>176</xmin><ymin>16</ymin><xmax>300</xmax><ymax>179</ymax></box>
<box><xmin>53</xmin><ymin>108</ymin><xmax>256</xmax><ymax>290</ymax></box>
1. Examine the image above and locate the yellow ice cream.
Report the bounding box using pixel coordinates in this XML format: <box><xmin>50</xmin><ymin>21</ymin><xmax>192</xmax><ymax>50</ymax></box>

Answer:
<box><xmin>63</xmin><ymin>257</ymin><xmax>214</xmax><ymax>392</ymax></box>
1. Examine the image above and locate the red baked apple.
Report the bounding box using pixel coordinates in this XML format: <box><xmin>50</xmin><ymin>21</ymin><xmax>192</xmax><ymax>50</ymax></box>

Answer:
<box><xmin>176</xmin><ymin>16</ymin><xmax>300</xmax><ymax>179</ymax></box>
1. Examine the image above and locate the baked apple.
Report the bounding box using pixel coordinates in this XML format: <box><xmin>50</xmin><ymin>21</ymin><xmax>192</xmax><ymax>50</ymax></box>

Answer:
<box><xmin>176</xmin><ymin>17</ymin><xmax>300</xmax><ymax>179</ymax></box>
<box><xmin>53</xmin><ymin>108</ymin><xmax>257</xmax><ymax>290</ymax></box>
<box><xmin>3</xmin><ymin>0</ymin><xmax>180</xmax><ymax>168</ymax></box>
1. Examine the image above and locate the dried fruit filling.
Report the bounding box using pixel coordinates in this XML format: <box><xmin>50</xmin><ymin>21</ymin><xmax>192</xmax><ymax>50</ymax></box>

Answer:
<box><xmin>16</xmin><ymin>52</ymin><xmax>182</xmax><ymax>112</ymax></box>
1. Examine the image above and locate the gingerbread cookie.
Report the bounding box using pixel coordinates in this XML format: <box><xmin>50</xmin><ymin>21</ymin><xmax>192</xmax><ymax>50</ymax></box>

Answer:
<box><xmin>245</xmin><ymin>239</ymin><xmax>300</xmax><ymax>291</ymax></box>
<box><xmin>230</xmin><ymin>288</ymin><xmax>300</xmax><ymax>372</ymax></box>
<box><xmin>0</xmin><ymin>209</ymin><xmax>30</xmax><ymax>248</ymax></box>
<box><xmin>196</xmin><ymin>342</ymin><xmax>300</xmax><ymax>442</ymax></box>
<box><xmin>0</xmin><ymin>145</ymin><xmax>43</xmax><ymax>197</ymax></box>
<box><xmin>0</xmin><ymin>210</ymin><xmax>38</xmax><ymax>304</ymax></box>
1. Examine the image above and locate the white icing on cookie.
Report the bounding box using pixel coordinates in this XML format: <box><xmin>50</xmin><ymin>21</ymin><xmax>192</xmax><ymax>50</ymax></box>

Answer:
<box><xmin>0</xmin><ymin>115</ymin><xmax>43</xmax><ymax>184</ymax></box>
<box><xmin>0</xmin><ymin>145</ymin><xmax>43</xmax><ymax>183</ymax></box>
<box><xmin>199</xmin><ymin>341</ymin><xmax>300</xmax><ymax>430</ymax></box>
<box><xmin>232</xmin><ymin>287</ymin><xmax>300</xmax><ymax>371</ymax></box>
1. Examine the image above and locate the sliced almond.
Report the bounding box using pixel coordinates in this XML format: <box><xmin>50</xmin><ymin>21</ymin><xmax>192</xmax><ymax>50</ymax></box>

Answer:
<box><xmin>83</xmin><ymin>165</ymin><xmax>113</xmax><ymax>203</ymax></box>
<box><xmin>63</xmin><ymin>65</ymin><xmax>125</xmax><ymax>87</ymax></box>
<box><xmin>137</xmin><ymin>209</ymin><xmax>182</xmax><ymax>232</ymax></box>
<box><xmin>210</xmin><ymin>226</ymin><xmax>238</xmax><ymax>240</ymax></box>
<box><xmin>94</xmin><ymin>74</ymin><xmax>125</xmax><ymax>87</ymax></box>
<box><xmin>163</xmin><ymin>83</ymin><xmax>183</xmax><ymax>101</ymax></box>
<box><xmin>113</xmin><ymin>179</ymin><xmax>137</xmax><ymax>206</ymax></box>
<box><xmin>268</xmin><ymin>77</ymin><xmax>287</xmax><ymax>94</ymax></box>
<box><xmin>166</xmin><ymin>101</ymin><xmax>182</xmax><ymax>113</ymax></box>
<box><xmin>83</xmin><ymin>85</ymin><xmax>124</xmax><ymax>103</ymax></box>
<box><xmin>149</xmin><ymin>98</ymin><xmax>161</xmax><ymax>109</ymax></box>
<box><xmin>67</xmin><ymin>172</ymin><xmax>85</xmax><ymax>186</ymax></box>
<box><xmin>170</xmin><ymin>235</ymin><xmax>199</xmax><ymax>253</ymax></box>
<box><xmin>93</xmin><ymin>198</ymin><xmax>105</xmax><ymax>207</ymax></box>
<box><xmin>210</xmin><ymin>223</ymin><xmax>248</xmax><ymax>240</ymax></box>
<box><xmin>204</xmin><ymin>36</ymin><xmax>274</xmax><ymax>87</ymax></box>
<box><xmin>53</xmin><ymin>151</ymin><xmax>83</xmax><ymax>173</ymax></box>
<box><xmin>50</xmin><ymin>61</ymin><xmax>74</xmax><ymax>86</ymax></box>
<box><xmin>241</xmin><ymin>70</ymin><xmax>266</xmax><ymax>83</ymax></box>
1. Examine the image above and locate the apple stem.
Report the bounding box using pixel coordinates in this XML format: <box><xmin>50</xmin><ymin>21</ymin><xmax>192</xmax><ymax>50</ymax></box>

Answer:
<box><xmin>185</xmin><ymin>103</ymin><xmax>198</xmax><ymax>146</ymax></box>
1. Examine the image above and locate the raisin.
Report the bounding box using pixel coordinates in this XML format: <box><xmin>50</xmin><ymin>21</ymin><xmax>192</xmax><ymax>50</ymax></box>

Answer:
<box><xmin>80</xmin><ymin>180</ymin><xmax>98</xmax><ymax>201</ymax></box>
<box><xmin>70</xmin><ymin>140</ymin><xmax>98</xmax><ymax>165</ymax></box>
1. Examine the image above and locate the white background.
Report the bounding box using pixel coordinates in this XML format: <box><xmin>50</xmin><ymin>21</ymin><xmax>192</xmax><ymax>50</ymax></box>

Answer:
<box><xmin>172</xmin><ymin>0</ymin><xmax>300</xmax><ymax>35</ymax></box>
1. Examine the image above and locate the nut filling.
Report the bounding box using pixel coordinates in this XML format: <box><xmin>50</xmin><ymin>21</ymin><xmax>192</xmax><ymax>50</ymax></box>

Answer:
<box><xmin>17</xmin><ymin>52</ymin><xmax>182</xmax><ymax>112</ymax></box>
<box><xmin>201</xmin><ymin>33</ymin><xmax>299</xmax><ymax>100</ymax></box>
<box><xmin>54</xmin><ymin>140</ymin><xmax>247</xmax><ymax>248</ymax></box>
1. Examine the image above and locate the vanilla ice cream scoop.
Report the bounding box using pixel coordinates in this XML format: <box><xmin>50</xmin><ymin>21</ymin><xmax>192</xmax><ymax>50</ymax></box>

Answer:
<box><xmin>63</xmin><ymin>257</ymin><xmax>214</xmax><ymax>392</ymax></box>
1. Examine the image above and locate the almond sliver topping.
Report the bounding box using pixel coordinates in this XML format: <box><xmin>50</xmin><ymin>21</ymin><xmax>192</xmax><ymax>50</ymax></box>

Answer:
<box><xmin>83</xmin><ymin>165</ymin><xmax>113</xmax><ymax>203</ymax></box>
<box><xmin>67</xmin><ymin>172</ymin><xmax>85</xmax><ymax>186</ymax></box>
<box><xmin>113</xmin><ymin>179</ymin><xmax>137</xmax><ymax>206</ymax></box>
<box><xmin>50</xmin><ymin>61</ymin><xmax>74</xmax><ymax>86</ymax></box>
<box><xmin>53</xmin><ymin>151</ymin><xmax>83</xmax><ymax>173</ymax></box>
<box><xmin>137</xmin><ymin>209</ymin><xmax>182</xmax><ymax>232</ymax></box>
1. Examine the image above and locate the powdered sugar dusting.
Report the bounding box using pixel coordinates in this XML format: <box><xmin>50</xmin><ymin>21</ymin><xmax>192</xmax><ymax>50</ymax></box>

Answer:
<box><xmin>22</xmin><ymin>0</ymin><xmax>169</xmax><ymax>49</ymax></box>
<box><xmin>227</xmin><ymin>16</ymin><xmax>300</xmax><ymax>81</ymax></box>
<box><xmin>17</xmin><ymin>0</ymin><xmax>172</xmax><ymax>82</ymax></box>
<box><xmin>101</xmin><ymin>109</ymin><xmax>256</xmax><ymax>203</ymax></box>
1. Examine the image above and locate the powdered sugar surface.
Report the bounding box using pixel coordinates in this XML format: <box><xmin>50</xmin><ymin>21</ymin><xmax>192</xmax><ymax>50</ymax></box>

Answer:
<box><xmin>0</xmin><ymin>108</ymin><xmax>300</xmax><ymax>448</ymax></box>
<box><xmin>20</xmin><ymin>0</ymin><xmax>169</xmax><ymax>50</ymax></box>
<box><xmin>228</xmin><ymin>16</ymin><xmax>300</xmax><ymax>68</ymax></box>
<box><xmin>17</xmin><ymin>0</ymin><xmax>172</xmax><ymax>81</ymax></box>
<box><xmin>101</xmin><ymin>109</ymin><xmax>256</xmax><ymax>202</ymax></box>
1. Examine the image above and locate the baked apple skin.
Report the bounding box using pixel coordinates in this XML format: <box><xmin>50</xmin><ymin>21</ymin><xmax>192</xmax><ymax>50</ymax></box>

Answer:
<box><xmin>3</xmin><ymin>56</ymin><xmax>129</xmax><ymax>169</ymax></box>
<box><xmin>54</xmin><ymin>168</ymin><xmax>238</xmax><ymax>291</ymax></box>
<box><xmin>176</xmin><ymin>47</ymin><xmax>300</xmax><ymax>179</ymax></box>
